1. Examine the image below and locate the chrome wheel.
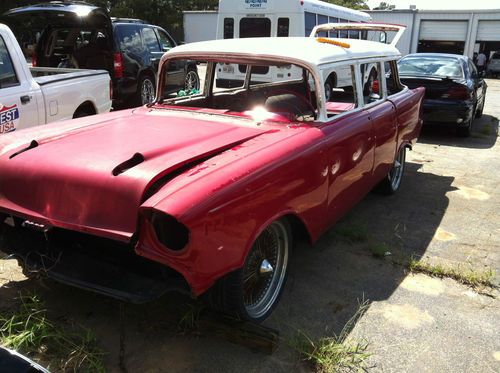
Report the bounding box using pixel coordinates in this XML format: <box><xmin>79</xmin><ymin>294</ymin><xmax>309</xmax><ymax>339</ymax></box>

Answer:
<box><xmin>389</xmin><ymin>147</ymin><xmax>405</xmax><ymax>191</ymax></box>
<box><xmin>242</xmin><ymin>221</ymin><xmax>289</xmax><ymax>320</ymax></box>
<box><xmin>184</xmin><ymin>70</ymin><xmax>200</xmax><ymax>91</ymax></box>
<box><xmin>140</xmin><ymin>78</ymin><xmax>155</xmax><ymax>105</ymax></box>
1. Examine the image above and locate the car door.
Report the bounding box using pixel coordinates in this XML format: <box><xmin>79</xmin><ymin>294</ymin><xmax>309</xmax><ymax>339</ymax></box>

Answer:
<box><xmin>361</xmin><ymin>62</ymin><xmax>398</xmax><ymax>184</ymax></box>
<box><xmin>0</xmin><ymin>33</ymin><xmax>39</xmax><ymax>134</ymax></box>
<box><xmin>141</xmin><ymin>26</ymin><xmax>162</xmax><ymax>74</ymax></box>
<box><xmin>155</xmin><ymin>28</ymin><xmax>184</xmax><ymax>90</ymax></box>
<box><xmin>320</xmin><ymin>64</ymin><xmax>375</xmax><ymax>225</ymax></box>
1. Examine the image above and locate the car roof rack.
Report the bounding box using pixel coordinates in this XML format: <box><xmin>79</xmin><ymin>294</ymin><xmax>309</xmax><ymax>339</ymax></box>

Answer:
<box><xmin>111</xmin><ymin>17</ymin><xmax>146</xmax><ymax>24</ymax></box>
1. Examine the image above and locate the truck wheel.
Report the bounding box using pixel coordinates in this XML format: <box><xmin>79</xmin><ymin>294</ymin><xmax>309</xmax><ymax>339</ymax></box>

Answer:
<box><xmin>136</xmin><ymin>75</ymin><xmax>155</xmax><ymax>106</ymax></box>
<box><xmin>208</xmin><ymin>219</ymin><xmax>292</xmax><ymax>322</ymax></box>
<box><xmin>377</xmin><ymin>147</ymin><xmax>406</xmax><ymax>195</ymax></box>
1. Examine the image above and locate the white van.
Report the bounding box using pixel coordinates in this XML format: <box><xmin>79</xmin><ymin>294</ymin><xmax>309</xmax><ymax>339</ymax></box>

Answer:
<box><xmin>215</xmin><ymin>0</ymin><xmax>371</xmax><ymax>91</ymax></box>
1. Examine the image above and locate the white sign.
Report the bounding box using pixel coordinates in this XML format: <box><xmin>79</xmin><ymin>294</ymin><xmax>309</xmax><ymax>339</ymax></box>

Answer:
<box><xmin>244</xmin><ymin>0</ymin><xmax>268</xmax><ymax>10</ymax></box>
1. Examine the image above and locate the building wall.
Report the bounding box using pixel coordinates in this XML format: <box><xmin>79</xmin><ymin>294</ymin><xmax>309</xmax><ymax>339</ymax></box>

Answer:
<box><xmin>368</xmin><ymin>9</ymin><xmax>500</xmax><ymax>57</ymax></box>
<box><xmin>183</xmin><ymin>11</ymin><xmax>218</xmax><ymax>43</ymax></box>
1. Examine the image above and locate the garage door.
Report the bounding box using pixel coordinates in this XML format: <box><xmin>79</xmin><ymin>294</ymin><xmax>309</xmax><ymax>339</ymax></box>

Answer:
<box><xmin>419</xmin><ymin>20</ymin><xmax>468</xmax><ymax>41</ymax></box>
<box><xmin>477</xmin><ymin>20</ymin><xmax>500</xmax><ymax>41</ymax></box>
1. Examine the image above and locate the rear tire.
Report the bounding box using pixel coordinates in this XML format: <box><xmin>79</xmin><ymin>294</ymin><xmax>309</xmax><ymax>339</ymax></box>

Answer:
<box><xmin>377</xmin><ymin>147</ymin><xmax>406</xmax><ymax>195</ymax></box>
<box><xmin>476</xmin><ymin>99</ymin><xmax>484</xmax><ymax>118</ymax></box>
<box><xmin>456</xmin><ymin>109</ymin><xmax>474</xmax><ymax>137</ymax></box>
<box><xmin>207</xmin><ymin>218</ymin><xmax>292</xmax><ymax>322</ymax></box>
<box><xmin>135</xmin><ymin>75</ymin><xmax>155</xmax><ymax>106</ymax></box>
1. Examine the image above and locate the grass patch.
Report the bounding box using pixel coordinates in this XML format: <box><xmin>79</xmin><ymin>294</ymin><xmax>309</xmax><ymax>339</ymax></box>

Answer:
<box><xmin>368</xmin><ymin>243</ymin><xmax>391</xmax><ymax>259</ymax></box>
<box><xmin>407</xmin><ymin>258</ymin><xmax>495</xmax><ymax>288</ymax></box>
<box><xmin>0</xmin><ymin>293</ymin><xmax>105</xmax><ymax>372</ymax></box>
<box><xmin>335</xmin><ymin>224</ymin><xmax>368</xmax><ymax>243</ymax></box>
<box><xmin>291</xmin><ymin>300</ymin><xmax>370</xmax><ymax>372</ymax></box>
<box><xmin>177</xmin><ymin>301</ymin><xmax>205</xmax><ymax>334</ymax></box>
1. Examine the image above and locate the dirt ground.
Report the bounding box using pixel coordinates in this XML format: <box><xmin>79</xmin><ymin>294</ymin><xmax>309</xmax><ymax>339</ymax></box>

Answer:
<box><xmin>1</xmin><ymin>80</ymin><xmax>499</xmax><ymax>373</ymax></box>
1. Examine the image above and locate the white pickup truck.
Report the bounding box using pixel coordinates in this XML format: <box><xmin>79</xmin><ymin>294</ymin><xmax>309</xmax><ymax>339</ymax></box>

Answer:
<box><xmin>0</xmin><ymin>23</ymin><xmax>112</xmax><ymax>135</ymax></box>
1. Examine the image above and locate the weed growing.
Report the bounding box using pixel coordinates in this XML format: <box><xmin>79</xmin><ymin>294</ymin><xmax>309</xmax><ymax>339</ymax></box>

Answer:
<box><xmin>0</xmin><ymin>293</ymin><xmax>105</xmax><ymax>372</ymax></box>
<box><xmin>335</xmin><ymin>224</ymin><xmax>368</xmax><ymax>243</ymax></box>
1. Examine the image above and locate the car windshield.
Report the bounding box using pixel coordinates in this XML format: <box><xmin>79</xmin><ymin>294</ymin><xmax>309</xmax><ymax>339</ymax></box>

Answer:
<box><xmin>398</xmin><ymin>56</ymin><xmax>464</xmax><ymax>79</ymax></box>
<box><xmin>157</xmin><ymin>57</ymin><xmax>319</xmax><ymax>123</ymax></box>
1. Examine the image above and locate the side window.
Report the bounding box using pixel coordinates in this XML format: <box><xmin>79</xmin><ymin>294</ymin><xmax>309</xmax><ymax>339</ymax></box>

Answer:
<box><xmin>0</xmin><ymin>36</ymin><xmax>19</xmax><ymax>88</ymax></box>
<box><xmin>339</xmin><ymin>19</ymin><xmax>348</xmax><ymax>38</ymax></box>
<box><xmin>317</xmin><ymin>15</ymin><xmax>328</xmax><ymax>37</ymax></box>
<box><xmin>328</xmin><ymin>17</ymin><xmax>339</xmax><ymax>38</ymax></box>
<box><xmin>142</xmin><ymin>27</ymin><xmax>160</xmax><ymax>52</ymax></box>
<box><xmin>224</xmin><ymin>18</ymin><xmax>234</xmax><ymax>39</ymax></box>
<box><xmin>156</xmin><ymin>30</ymin><xmax>173</xmax><ymax>52</ymax></box>
<box><xmin>384</xmin><ymin>60</ymin><xmax>403</xmax><ymax>96</ymax></box>
<box><xmin>117</xmin><ymin>25</ymin><xmax>145</xmax><ymax>54</ymax></box>
<box><xmin>468</xmin><ymin>59</ymin><xmax>478</xmax><ymax>77</ymax></box>
<box><xmin>360</xmin><ymin>62</ymin><xmax>382</xmax><ymax>105</ymax></box>
<box><xmin>305</xmin><ymin>12</ymin><xmax>316</xmax><ymax>36</ymax></box>
<box><xmin>277</xmin><ymin>18</ymin><xmax>289</xmax><ymax>37</ymax></box>
<box><xmin>323</xmin><ymin>64</ymin><xmax>358</xmax><ymax>118</ymax></box>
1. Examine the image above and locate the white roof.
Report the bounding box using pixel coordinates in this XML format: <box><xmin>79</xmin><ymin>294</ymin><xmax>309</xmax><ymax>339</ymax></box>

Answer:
<box><xmin>166</xmin><ymin>37</ymin><xmax>400</xmax><ymax>66</ymax></box>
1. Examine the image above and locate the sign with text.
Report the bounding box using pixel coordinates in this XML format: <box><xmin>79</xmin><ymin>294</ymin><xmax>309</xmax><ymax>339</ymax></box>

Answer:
<box><xmin>244</xmin><ymin>0</ymin><xmax>268</xmax><ymax>10</ymax></box>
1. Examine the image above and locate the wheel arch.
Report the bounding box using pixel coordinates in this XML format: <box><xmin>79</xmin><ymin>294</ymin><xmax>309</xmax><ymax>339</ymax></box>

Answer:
<box><xmin>72</xmin><ymin>101</ymin><xmax>97</xmax><ymax>118</ymax></box>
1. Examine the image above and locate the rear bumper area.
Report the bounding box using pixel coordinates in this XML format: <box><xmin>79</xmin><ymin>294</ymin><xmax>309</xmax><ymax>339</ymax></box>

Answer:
<box><xmin>422</xmin><ymin>99</ymin><xmax>474</xmax><ymax>126</ymax></box>
<box><xmin>0</xmin><ymin>220</ymin><xmax>189</xmax><ymax>303</ymax></box>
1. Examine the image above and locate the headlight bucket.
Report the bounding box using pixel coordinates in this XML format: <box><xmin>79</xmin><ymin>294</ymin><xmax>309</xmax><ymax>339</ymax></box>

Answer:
<box><xmin>150</xmin><ymin>211</ymin><xmax>189</xmax><ymax>251</ymax></box>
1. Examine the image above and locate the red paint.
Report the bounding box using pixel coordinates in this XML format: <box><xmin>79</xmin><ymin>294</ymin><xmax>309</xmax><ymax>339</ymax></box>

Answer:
<box><xmin>0</xmin><ymin>87</ymin><xmax>425</xmax><ymax>296</ymax></box>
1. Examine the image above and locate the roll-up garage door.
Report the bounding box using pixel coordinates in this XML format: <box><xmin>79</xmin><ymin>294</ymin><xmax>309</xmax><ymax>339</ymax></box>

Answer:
<box><xmin>477</xmin><ymin>20</ymin><xmax>500</xmax><ymax>41</ymax></box>
<box><xmin>419</xmin><ymin>20</ymin><xmax>468</xmax><ymax>41</ymax></box>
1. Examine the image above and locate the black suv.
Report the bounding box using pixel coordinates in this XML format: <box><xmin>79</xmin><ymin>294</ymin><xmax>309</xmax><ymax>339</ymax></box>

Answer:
<box><xmin>5</xmin><ymin>2</ymin><xmax>200</xmax><ymax>107</ymax></box>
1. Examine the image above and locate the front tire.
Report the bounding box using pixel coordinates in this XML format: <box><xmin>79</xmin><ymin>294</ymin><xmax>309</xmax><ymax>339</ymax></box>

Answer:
<box><xmin>377</xmin><ymin>147</ymin><xmax>406</xmax><ymax>195</ymax></box>
<box><xmin>208</xmin><ymin>219</ymin><xmax>292</xmax><ymax>322</ymax></box>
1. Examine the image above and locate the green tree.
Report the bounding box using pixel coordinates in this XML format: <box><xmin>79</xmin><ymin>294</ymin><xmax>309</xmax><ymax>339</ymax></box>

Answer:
<box><xmin>373</xmin><ymin>2</ymin><xmax>395</xmax><ymax>10</ymax></box>
<box><xmin>324</xmin><ymin>0</ymin><xmax>370</xmax><ymax>10</ymax></box>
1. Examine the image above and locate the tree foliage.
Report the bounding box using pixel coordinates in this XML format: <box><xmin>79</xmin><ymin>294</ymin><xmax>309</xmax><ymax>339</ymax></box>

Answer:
<box><xmin>324</xmin><ymin>0</ymin><xmax>370</xmax><ymax>10</ymax></box>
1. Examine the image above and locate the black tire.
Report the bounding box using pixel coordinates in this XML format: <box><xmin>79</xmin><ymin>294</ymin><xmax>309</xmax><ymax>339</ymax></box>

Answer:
<box><xmin>476</xmin><ymin>98</ymin><xmax>484</xmax><ymax>118</ymax></box>
<box><xmin>73</xmin><ymin>110</ymin><xmax>92</xmax><ymax>119</ymax></box>
<box><xmin>324</xmin><ymin>74</ymin><xmax>336</xmax><ymax>102</ymax></box>
<box><xmin>456</xmin><ymin>110</ymin><xmax>474</xmax><ymax>137</ymax></box>
<box><xmin>184</xmin><ymin>68</ymin><xmax>200</xmax><ymax>92</ymax></box>
<box><xmin>377</xmin><ymin>147</ymin><xmax>406</xmax><ymax>195</ymax></box>
<box><xmin>207</xmin><ymin>218</ymin><xmax>292</xmax><ymax>322</ymax></box>
<box><xmin>135</xmin><ymin>75</ymin><xmax>155</xmax><ymax>106</ymax></box>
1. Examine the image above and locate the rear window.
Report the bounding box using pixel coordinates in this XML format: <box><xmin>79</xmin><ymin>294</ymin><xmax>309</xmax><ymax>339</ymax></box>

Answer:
<box><xmin>398</xmin><ymin>56</ymin><xmax>464</xmax><ymax>79</ymax></box>
<box><xmin>240</xmin><ymin>18</ymin><xmax>271</xmax><ymax>38</ymax></box>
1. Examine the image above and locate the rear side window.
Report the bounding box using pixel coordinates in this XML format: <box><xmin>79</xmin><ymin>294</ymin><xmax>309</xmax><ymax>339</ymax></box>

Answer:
<box><xmin>277</xmin><ymin>18</ymin><xmax>289</xmax><ymax>37</ymax></box>
<box><xmin>156</xmin><ymin>30</ymin><xmax>174</xmax><ymax>52</ymax></box>
<box><xmin>224</xmin><ymin>18</ymin><xmax>234</xmax><ymax>39</ymax></box>
<box><xmin>384</xmin><ymin>61</ymin><xmax>403</xmax><ymax>96</ymax></box>
<box><xmin>360</xmin><ymin>62</ymin><xmax>382</xmax><ymax>105</ymax></box>
<box><xmin>142</xmin><ymin>27</ymin><xmax>159</xmax><ymax>52</ymax></box>
<box><xmin>117</xmin><ymin>25</ymin><xmax>145</xmax><ymax>54</ymax></box>
<box><xmin>0</xmin><ymin>36</ymin><xmax>19</xmax><ymax>88</ymax></box>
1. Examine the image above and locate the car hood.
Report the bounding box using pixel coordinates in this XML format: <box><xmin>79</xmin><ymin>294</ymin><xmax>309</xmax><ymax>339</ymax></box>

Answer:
<box><xmin>0</xmin><ymin>108</ymin><xmax>270</xmax><ymax>241</ymax></box>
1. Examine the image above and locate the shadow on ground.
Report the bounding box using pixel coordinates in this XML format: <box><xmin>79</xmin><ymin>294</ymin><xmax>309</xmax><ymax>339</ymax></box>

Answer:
<box><xmin>418</xmin><ymin>114</ymin><xmax>498</xmax><ymax>149</ymax></box>
<box><xmin>0</xmin><ymin>163</ymin><xmax>456</xmax><ymax>372</ymax></box>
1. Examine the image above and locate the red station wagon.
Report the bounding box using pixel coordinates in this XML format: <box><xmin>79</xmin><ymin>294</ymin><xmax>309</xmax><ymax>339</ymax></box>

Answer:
<box><xmin>0</xmin><ymin>24</ymin><xmax>424</xmax><ymax>322</ymax></box>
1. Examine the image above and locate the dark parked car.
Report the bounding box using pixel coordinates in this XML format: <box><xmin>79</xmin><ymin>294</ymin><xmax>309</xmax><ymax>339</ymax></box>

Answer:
<box><xmin>398</xmin><ymin>53</ymin><xmax>487</xmax><ymax>136</ymax></box>
<box><xmin>5</xmin><ymin>2</ymin><xmax>200</xmax><ymax>107</ymax></box>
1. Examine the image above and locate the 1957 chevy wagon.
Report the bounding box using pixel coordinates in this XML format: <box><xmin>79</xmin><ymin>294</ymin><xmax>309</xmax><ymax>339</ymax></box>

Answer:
<box><xmin>0</xmin><ymin>24</ymin><xmax>424</xmax><ymax>322</ymax></box>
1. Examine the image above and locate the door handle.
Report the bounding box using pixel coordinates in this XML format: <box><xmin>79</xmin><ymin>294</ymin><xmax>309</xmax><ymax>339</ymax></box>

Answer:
<box><xmin>20</xmin><ymin>95</ymin><xmax>31</xmax><ymax>104</ymax></box>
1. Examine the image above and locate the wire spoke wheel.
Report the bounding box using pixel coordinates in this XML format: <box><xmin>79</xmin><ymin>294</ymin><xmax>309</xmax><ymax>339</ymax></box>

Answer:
<box><xmin>185</xmin><ymin>70</ymin><xmax>200</xmax><ymax>91</ymax></box>
<box><xmin>141</xmin><ymin>78</ymin><xmax>155</xmax><ymax>105</ymax></box>
<box><xmin>242</xmin><ymin>221</ymin><xmax>289</xmax><ymax>319</ymax></box>
<box><xmin>389</xmin><ymin>147</ymin><xmax>405</xmax><ymax>191</ymax></box>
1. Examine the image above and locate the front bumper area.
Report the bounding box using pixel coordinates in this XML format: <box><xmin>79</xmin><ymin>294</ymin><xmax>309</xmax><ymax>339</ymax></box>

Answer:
<box><xmin>0</xmin><ymin>219</ymin><xmax>189</xmax><ymax>303</ymax></box>
<box><xmin>422</xmin><ymin>99</ymin><xmax>474</xmax><ymax>127</ymax></box>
